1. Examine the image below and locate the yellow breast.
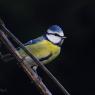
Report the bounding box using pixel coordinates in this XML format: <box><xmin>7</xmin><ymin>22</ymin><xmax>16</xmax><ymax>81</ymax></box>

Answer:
<box><xmin>18</xmin><ymin>40</ymin><xmax>61</xmax><ymax>64</ymax></box>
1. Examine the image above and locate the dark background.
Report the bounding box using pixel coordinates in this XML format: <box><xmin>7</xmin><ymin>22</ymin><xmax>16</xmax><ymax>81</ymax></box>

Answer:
<box><xmin>0</xmin><ymin>0</ymin><xmax>95</xmax><ymax>95</ymax></box>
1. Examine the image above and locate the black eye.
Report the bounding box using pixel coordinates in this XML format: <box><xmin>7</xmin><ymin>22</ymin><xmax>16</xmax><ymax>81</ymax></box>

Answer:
<box><xmin>47</xmin><ymin>33</ymin><xmax>63</xmax><ymax>37</ymax></box>
<box><xmin>54</xmin><ymin>33</ymin><xmax>59</xmax><ymax>37</ymax></box>
<box><xmin>54</xmin><ymin>33</ymin><xmax>63</xmax><ymax>38</ymax></box>
<box><xmin>48</xmin><ymin>33</ymin><xmax>59</xmax><ymax>36</ymax></box>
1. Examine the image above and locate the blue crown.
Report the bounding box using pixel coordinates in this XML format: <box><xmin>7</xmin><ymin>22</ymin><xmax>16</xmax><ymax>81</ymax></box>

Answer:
<box><xmin>48</xmin><ymin>25</ymin><xmax>63</xmax><ymax>32</ymax></box>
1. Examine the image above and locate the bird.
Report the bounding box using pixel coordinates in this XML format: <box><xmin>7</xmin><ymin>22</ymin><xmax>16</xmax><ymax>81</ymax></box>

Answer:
<box><xmin>18</xmin><ymin>25</ymin><xmax>66</xmax><ymax>71</ymax></box>
<box><xmin>0</xmin><ymin>25</ymin><xmax>66</xmax><ymax>71</ymax></box>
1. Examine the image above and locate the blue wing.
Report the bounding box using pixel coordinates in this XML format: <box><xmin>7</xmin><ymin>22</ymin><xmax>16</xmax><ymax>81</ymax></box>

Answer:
<box><xmin>24</xmin><ymin>36</ymin><xmax>45</xmax><ymax>46</ymax></box>
<box><xmin>17</xmin><ymin>36</ymin><xmax>45</xmax><ymax>50</ymax></box>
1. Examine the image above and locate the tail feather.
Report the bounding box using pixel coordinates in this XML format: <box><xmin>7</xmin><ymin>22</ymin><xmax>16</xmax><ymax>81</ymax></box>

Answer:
<box><xmin>0</xmin><ymin>52</ymin><xmax>14</xmax><ymax>62</ymax></box>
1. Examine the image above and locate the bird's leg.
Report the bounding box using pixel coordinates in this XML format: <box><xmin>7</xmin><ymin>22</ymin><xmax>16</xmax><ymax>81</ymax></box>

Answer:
<box><xmin>22</xmin><ymin>56</ymin><xmax>42</xmax><ymax>81</ymax></box>
<box><xmin>32</xmin><ymin>66</ymin><xmax>42</xmax><ymax>81</ymax></box>
<box><xmin>32</xmin><ymin>66</ymin><xmax>38</xmax><ymax>73</ymax></box>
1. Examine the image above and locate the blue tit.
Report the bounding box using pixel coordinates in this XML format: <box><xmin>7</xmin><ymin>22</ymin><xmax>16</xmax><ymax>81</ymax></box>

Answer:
<box><xmin>18</xmin><ymin>25</ymin><xmax>66</xmax><ymax>70</ymax></box>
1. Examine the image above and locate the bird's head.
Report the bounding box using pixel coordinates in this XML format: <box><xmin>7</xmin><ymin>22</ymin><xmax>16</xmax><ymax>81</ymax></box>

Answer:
<box><xmin>46</xmin><ymin>25</ymin><xmax>66</xmax><ymax>46</ymax></box>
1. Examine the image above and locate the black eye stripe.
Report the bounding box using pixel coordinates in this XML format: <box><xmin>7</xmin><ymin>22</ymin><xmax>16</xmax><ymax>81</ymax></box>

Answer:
<box><xmin>47</xmin><ymin>33</ymin><xmax>63</xmax><ymax>37</ymax></box>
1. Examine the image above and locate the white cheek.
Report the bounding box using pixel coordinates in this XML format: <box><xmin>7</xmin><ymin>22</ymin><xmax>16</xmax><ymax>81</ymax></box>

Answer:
<box><xmin>46</xmin><ymin>35</ymin><xmax>61</xmax><ymax>44</ymax></box>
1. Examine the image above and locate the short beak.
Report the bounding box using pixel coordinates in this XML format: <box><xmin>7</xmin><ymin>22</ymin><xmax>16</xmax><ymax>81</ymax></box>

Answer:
<box><xmin>59</xmin><ymin>36</ymin><xmax>67</xmax><ymax>46</ymax></box>
<box><xmin>62</xmin><ymin>36</ymin><xmax>67</xmax><ymax>39</ymax></box>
